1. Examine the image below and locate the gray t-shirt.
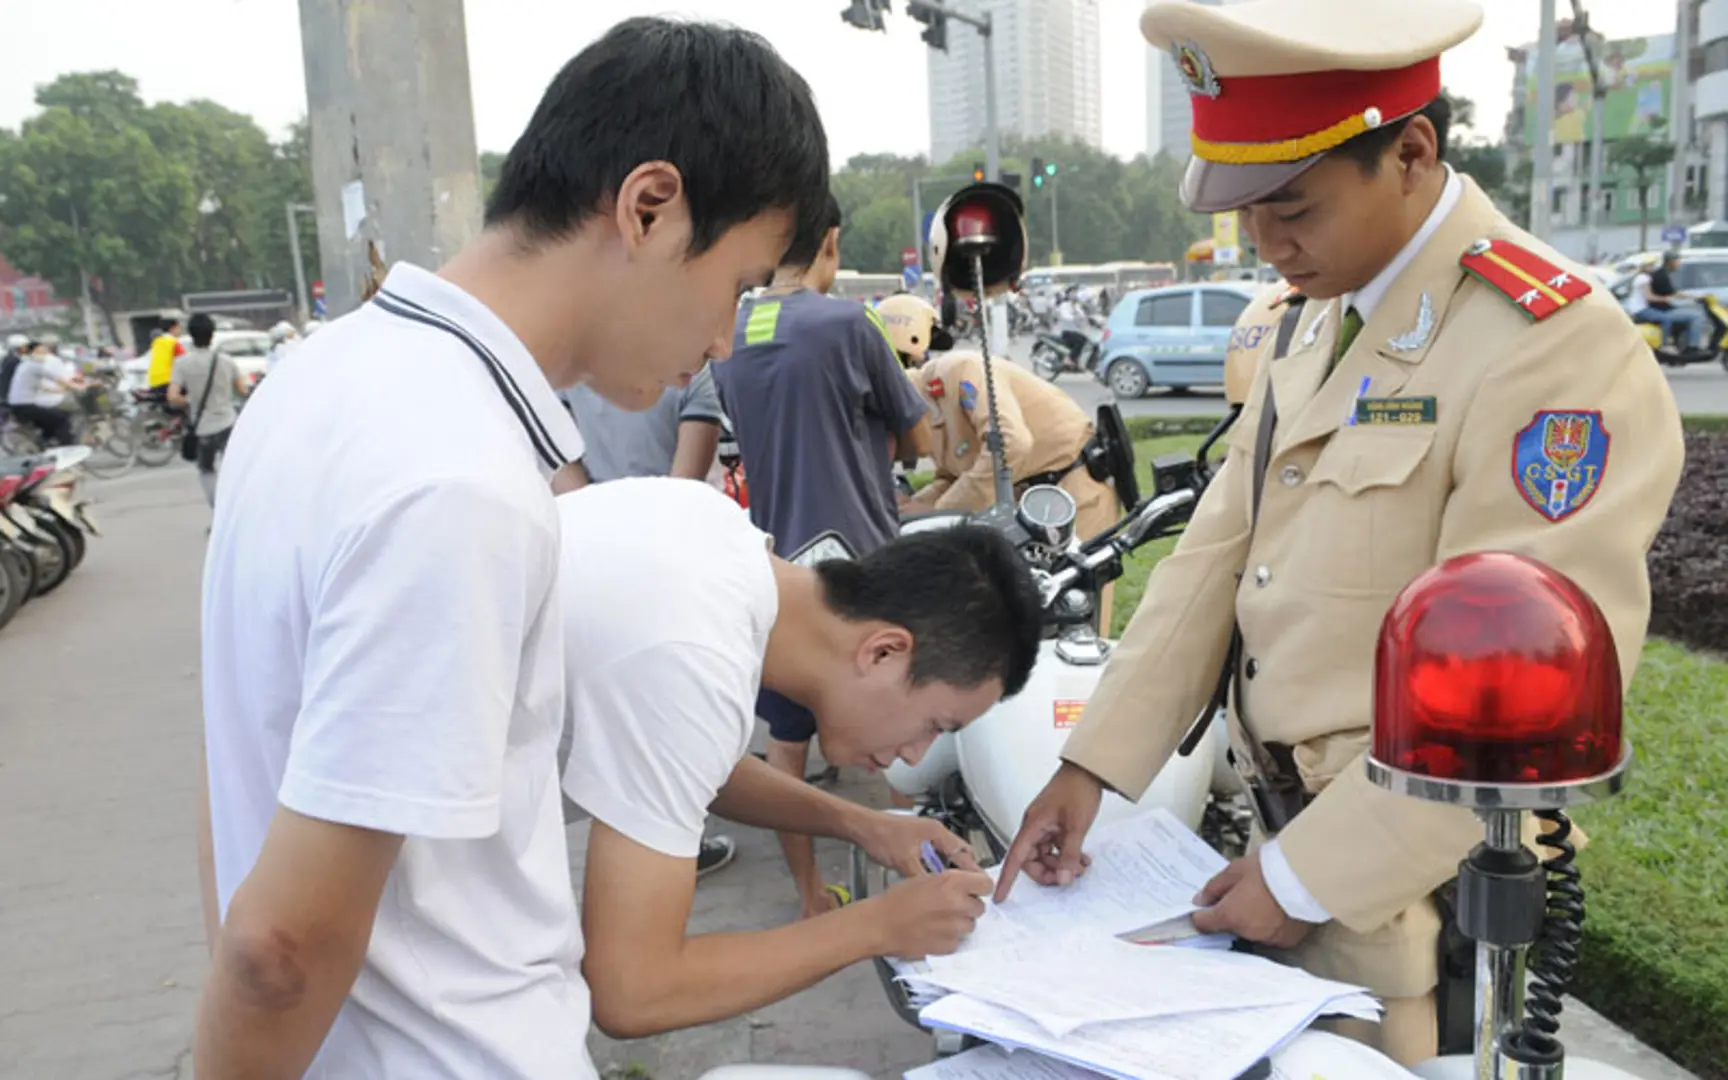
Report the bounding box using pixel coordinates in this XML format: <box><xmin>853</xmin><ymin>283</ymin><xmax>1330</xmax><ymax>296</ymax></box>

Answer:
<box><xmin>559</xmin><ymin>366</ymin><xmax>723</xmax><ymax>482</ymax></box>
<box><xmin>171</xmin><ymin>348</ymin><xmax>241</xmax><ymax>437</ymax></box>
<box><xmin>711</xmin><ymin>290</ymin><xmax>927</xmax><ymax>557</ymax></box>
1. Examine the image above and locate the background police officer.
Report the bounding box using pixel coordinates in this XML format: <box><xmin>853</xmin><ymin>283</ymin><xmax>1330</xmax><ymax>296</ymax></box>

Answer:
<box><xmin>995</xmin><ymin>0</ymin><xmax>1683</xmax><ymax>1064</ymax></box>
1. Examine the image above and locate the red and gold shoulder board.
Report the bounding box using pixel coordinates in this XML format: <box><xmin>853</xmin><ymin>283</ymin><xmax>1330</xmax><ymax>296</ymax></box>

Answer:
<box><xmin>1459</xmin><ymin>238</ymin><xmax>1593</xmax><ymax>322</ymax></box>
<box><xmin>1272</xmin><ymin>285</ymin><xmax>1302</xmax><ymax>308</ymax></box>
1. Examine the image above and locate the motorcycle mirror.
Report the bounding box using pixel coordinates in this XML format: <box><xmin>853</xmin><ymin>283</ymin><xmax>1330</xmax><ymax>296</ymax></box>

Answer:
<box><xmin>789</xmin><ymin>530</ymin><xmax>856</xmax><ymax>567</ymax></box>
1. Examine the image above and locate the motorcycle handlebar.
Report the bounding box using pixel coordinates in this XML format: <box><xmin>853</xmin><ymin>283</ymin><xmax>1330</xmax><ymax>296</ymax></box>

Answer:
<box><xmin>1039</xmin><ymin>488</ymin><xmax>1197</xmax><ymax>608</ymax></box>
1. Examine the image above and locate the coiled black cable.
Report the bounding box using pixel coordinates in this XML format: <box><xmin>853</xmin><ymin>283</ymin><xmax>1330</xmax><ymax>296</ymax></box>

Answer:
<box><xmin>1523</xmin><ymin>808</ymin><xmax>1585</xmax><ymax>1043</ymax></box>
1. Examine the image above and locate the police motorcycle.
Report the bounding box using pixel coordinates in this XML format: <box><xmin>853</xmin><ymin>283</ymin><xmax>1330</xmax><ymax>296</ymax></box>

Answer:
<box><xmin>818</xmin><ymin>180</ymin><xmax>1235</xmax><ymax>1027</ymax></box>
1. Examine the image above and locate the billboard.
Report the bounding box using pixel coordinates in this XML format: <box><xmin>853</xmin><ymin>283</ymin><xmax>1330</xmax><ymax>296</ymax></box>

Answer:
<box><xmin>1523</xmin><ymin>33</ymin><xmax>1674</xmax><ymax>145</ymax></box>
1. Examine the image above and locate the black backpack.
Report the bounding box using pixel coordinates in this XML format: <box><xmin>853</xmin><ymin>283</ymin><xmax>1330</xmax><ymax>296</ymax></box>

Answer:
<box><xmin>0</xmin><ymin>351</ymin><xmax>21</xmax><ymax>409</ymax></box>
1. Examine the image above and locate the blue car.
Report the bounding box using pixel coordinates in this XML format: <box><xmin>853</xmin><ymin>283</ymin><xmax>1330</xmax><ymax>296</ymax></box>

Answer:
<box><xmin>1092</xmin><ymin>283</ymin><xmax>1261</xmax><ymax>398</ymax></box>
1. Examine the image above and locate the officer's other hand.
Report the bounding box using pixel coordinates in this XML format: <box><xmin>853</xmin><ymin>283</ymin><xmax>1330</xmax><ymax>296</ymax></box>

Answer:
<box><xmin>993</xmin><ymin>761</ymin><xmax>1103</xmax><ymax>903</ymax></box>
<box><xmin>1189</xmin><ymin>853</ymin><xmax>1314</xmax><ymax>949</ymax></box>
<box><xmin>867</xmin><ymin>869</ymin><xmax>992</xmax><ymax>959</ymax></box>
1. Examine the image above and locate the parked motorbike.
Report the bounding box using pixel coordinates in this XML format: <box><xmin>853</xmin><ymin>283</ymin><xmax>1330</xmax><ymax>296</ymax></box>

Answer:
<box><xmin>0</xmin><ymin>446</ymin><xmax>99</xmax><ymax>630</ymax></box>
<box><xmin>1634</xmin><ymin>292</ymin><xmax>1728</xmax><ymax>371</ymax></box>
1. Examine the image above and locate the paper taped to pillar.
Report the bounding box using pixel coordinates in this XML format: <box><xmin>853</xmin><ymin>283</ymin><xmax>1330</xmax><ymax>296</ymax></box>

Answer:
<box><xmin>1212</xmin><ymin>212</ymin><xmax>1240</xmax><ymax>266</ymax></box>
<box><xmin>342</xmin><ymin>181</ymin><xmax>367</xmax><ymax>240</ymax></box>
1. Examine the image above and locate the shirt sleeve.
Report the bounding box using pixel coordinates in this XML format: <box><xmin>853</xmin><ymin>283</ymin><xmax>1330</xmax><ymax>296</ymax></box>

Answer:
<box><xmin>1259</xmin><ymin>838</ymin><xmax>1334</xmax><ymax>923</ymax></box>
<box><xmin>280</xmin><ymin>478</ymin><xmax>558</xmax><ymax>840</ymax></box>
<box><xmin>562</xmin><ymin>642</ymin><xmax>755</xmax><ymax>858</ymax></box>
<box><xmin>854</xmin><ymin>311</ymin><xmax>927</xmax><ymax>436</ymax></box>
<box><xmin>678</xmin><ymin>365</ymin><xmax>724</xmax><ymax>424</ymax></box>
<box><xmin>169</xmin><ymin>354</ymin><xmax>186</xmax><ymax>389</ymax></box>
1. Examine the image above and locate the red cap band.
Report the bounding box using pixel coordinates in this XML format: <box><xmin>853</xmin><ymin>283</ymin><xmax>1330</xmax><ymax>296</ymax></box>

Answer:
<box><xmin>1190</xmin><ymin>57</ymin><xmax>1442</xmax><ymax>164</ymax></box>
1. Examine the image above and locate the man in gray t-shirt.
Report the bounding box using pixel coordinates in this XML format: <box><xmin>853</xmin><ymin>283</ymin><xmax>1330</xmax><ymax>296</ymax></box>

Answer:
<box><xmin>169</xmin><ymin>314</ymin><xmax>248</xmax><ymax>507</ymax></box>
<box><xmin>559</xmin><ymin>365</ymin><xmax>722</xmax><ymax>483</ymax></box>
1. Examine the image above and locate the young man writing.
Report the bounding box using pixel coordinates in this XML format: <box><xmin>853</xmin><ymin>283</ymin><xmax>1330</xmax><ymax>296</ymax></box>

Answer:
<box><xmin>556</xmin><ymin>478</ymin><xmax>1042</xmax><ymax>1037</ymax></box>
<box><xmin>194</xmin><ymin>18</ymin><xmax>830</xmax><ymax>1080</ymax></box>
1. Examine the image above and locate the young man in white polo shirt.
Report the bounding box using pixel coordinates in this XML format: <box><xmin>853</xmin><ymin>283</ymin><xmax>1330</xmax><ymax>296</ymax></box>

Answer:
<box><xmin>193</xmin><ymin>18</ymin><xmax>830</xmax><ymax>1080</ymax></box>
<box><xmin>557</xmin><ymin>479</ymin><xmax>1043</xmax><ymax>1037</ymax></box>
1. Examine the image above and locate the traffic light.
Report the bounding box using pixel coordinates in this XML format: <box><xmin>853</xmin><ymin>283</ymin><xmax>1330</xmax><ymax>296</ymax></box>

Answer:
<box><xmin>1031</xmin><ymin>157</ymin><xmax>1045</xmax><ymax>188</ymax></box>
<box><xmin>840</xmin><ymin>0</ymin><xmax>890</xmax><ymax>31</ymax></box>
<box><xmin>972</xmin><ymin>162</ymin><xmax>985</xmax><ymax>182</ymax></box>
<box><xmin>1001</xmin><ymin>171</ymin><xmax>1022</xmax><ymax>192</ymax></box>
<box><xmin>1045</xmin><ymin>160</ymin><xmax>1059</xmax><ymax>179</ymax></box>
<box><xmin>910</xmin><ymin>2</ymin><xmax>948</xmax><ymax>51</ymax></box>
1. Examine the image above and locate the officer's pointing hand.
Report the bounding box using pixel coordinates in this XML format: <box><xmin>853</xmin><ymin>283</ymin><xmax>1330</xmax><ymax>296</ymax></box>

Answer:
<box><xmin>993</xmin><ymin>762</ymin><xmax>1102</xmax><ymax>903</ymax></box>
<box><xmin>1189</xmin><ymin>853</ymin><xmax>1314</xmax><ymax>950</ymax></box>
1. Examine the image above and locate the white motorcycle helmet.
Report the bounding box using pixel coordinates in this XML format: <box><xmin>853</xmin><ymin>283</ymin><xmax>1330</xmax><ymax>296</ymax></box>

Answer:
<box><xmin>874</xmin><ymin>294</ymin><xmax>955</xmax><ymax>365</ymax></box>
<box><xmin>6</xmin><ymin>334</ymin><xmax>27</xmax><ymax>353</ymax></box>
<box><xmin>927</xmin><ymin>182</ymin><xmax>1028</xmax><ymax>302</ymax></box>
<box><xmin>269</xmin><ymin>320</ymin><xmax>298</xmax><ymax>344</ymax></box>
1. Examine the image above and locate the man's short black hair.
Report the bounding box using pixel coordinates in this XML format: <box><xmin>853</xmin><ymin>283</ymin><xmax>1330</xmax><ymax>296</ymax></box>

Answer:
<box><xmin>815</xmin><ymin>525</ymin><xmax>1043</xmax><ymax>697</ymax></box>
<box><xmin>781</xmin><ymin>191</ymin><xmax>844</xmax><ymax>269</ymax></box>
<box><xmin>485</xmin><ymin>17</ymin><xmax>831</xmax><ymax>261</ymax></box>
<box><xmin>188</xmin><ymin>313</ymin><xmax>216</xmax><ymax>347</ymax></box>
<box><xmin>1331</xmin><ymin>96</ymin><xmax>1452</xmax><ymax>172</ymax></box>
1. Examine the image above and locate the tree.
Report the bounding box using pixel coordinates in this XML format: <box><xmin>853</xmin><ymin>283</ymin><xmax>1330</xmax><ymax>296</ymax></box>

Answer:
<box><xmin>1611</xmin><ymin>116</ymin><xmax>1675</xmax><ymax>251</ymax></box>
<box><xmin>0</xmin><ymin>71</ymin><xmax>321</xmax><ymax>334</ymax></box>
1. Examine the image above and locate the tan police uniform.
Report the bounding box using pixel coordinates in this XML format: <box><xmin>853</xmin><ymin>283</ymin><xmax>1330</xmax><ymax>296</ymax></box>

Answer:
<box><xmin>1058</xmin><ymin>0</ymin><xmax>1685</xmax><ymax>1065</ymax></box>
<box><xmin>1223</xmin><ymin>284</ymin><xmax>1294</xmax><ymax>409</ymax></box>
<box><xmin>908</xmin><ymin>352</ymin><xmax>1122</xmax><ymax>626</ymax></box>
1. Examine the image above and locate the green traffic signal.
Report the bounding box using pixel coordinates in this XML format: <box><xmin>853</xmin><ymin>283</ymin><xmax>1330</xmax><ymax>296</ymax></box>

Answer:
<box><xmin>1045</xmin><ymin>162</ymin><xmax>1058</xmax><ymax>176</ymax></box>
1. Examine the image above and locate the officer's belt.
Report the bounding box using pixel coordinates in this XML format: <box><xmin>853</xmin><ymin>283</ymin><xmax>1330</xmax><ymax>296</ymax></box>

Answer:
<box><xmin>1017</xmin><ymin>454</ymin><xmax>1086</xmax><ymax>491</ymax></box>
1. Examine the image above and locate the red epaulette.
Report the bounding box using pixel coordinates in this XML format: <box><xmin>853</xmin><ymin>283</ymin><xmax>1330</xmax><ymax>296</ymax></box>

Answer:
<box><xmin>1272</xmin><ymin>285</ymin><xmax>1302</xmax><ymax>308</ymax></box>
<box><xmin>1459</xmin><ymin>238</ymin><xmax>1593</xmax><ymax>322</ymax></box>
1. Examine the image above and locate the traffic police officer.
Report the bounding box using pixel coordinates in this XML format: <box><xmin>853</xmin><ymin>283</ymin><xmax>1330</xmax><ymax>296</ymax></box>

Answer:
<box><xmin>995</xmin><ymin>0</ymin><xmax>1684</xmax><ymax>1065</ymax></box>
<box><xmin>880</xmin><ymin>294</ymin><xmax>1125</xmax><ymax>628</ymax></box>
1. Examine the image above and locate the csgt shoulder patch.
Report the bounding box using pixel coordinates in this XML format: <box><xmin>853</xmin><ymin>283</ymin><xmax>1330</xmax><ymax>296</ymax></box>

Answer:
<box><xmin>1461</xmin><ymin>238</ymin><xmax>1593</xmax><ymax>322</ymax></box>
<box><xmin>1513</xmin><ymin>410</ymin><xmax>1610</xmax><ymax>522</ymax></box>
<box><xmin>959</xmin><ymin>380</ymin><xmax>979</xmax><ymax>413</ymax></box>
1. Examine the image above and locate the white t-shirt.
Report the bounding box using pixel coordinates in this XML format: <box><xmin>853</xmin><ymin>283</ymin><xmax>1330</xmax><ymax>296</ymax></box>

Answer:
<box><xmin>557</xmin><ymin>478</ymin><xmax>779</xmax><ymax>857</ymax></box>
<box><xmin>201</xmin><ymin>263</ymin><xmax>594</xmax><ymax>1080</ymax></box>
<box><xmin>34</xmin><ymin>354</ymin><xmax>73</xmax><ymax>408</ymax></box>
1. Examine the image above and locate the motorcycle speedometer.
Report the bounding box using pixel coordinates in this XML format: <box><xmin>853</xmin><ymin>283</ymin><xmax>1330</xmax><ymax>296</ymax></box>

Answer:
<box><xmin>1017</xmin><ymin>484</ymin><xmax>1077</xmax><ymax>548</ymax></box>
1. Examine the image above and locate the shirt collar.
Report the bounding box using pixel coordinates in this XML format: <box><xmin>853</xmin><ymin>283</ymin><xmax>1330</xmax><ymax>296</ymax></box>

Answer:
<box><xmin>372</xmin><ymin>263</ymin><xmax>583</xmax><ymax>474</ymax></box>
<box><xmin>1342</xmin><ymin>165</ymin><xmax>1463</xmax><ymax>321</ymax></box>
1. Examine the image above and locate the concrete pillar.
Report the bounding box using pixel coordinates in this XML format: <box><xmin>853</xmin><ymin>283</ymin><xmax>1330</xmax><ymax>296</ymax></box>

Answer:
<box><xmin>298</xmin><ymin>0</ymin><xmax>484</xmax><ymax>318</ymax></box>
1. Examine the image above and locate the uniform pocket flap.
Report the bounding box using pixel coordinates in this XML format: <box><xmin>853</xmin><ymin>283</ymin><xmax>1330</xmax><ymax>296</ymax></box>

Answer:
<box><xmin>1225</xmin><ymin>404</ymin><xmax>1263</xmax><ymax>454</ymax></box>
<box><xmin>1308</xmin><ymin>428</ymin><xmax>1438</xmax><ymax>496</ymax></box>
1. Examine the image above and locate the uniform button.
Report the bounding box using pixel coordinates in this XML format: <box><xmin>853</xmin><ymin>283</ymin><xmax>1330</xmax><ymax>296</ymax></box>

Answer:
<box><xmin>1246</xmin><ymin>658</ymin><xmax>1260</xmax><ymax>679</ymax></box>
<box><xmin>1280</xmin><ymin>464</ymin><xmax>1304</xmax><ymax>487</ymax></box>
<box><xmin>1254</xmin><ymin>565</ymin><xmax>1271</xmax><ymax>587</ymax></box>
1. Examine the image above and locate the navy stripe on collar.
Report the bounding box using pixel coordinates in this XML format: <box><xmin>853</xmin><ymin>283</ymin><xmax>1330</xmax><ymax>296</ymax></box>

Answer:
<box><xmin>372</xmin><ymin>290</ymin><xmax>568</xmax><ymax>472</ymax></box>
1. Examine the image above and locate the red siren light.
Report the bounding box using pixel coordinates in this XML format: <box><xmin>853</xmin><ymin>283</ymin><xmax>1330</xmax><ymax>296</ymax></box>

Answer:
<box><xmin>950</xmin><ymin>202</ymin><xmax>999</xmax><ymax>249</ymax></box>
<box><xmin>1373</xmin><ymin>551</ymin><xmax>1623</xmax><ymax>787</ymax></box>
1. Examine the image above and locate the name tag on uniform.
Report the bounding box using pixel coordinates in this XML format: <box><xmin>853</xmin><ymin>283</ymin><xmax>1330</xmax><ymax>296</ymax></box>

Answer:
<box><xmin>1355</xmin><ymin>396</ymin><xmax>1437</xmax><ymax>426</ymax></box>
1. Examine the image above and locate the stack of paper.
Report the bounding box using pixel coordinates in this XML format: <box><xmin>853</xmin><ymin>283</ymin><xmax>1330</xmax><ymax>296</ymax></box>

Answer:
<box><xmin>904</xmin><ymin>1030</ymin><xmax>1421</xmax><ymax>1080</ymax></box>
<box><xmin>910</xmin><ymin>938</ymin><xmax>1377</xmax><ymax>1080</ymax></box>
<box><xmin>887</xmin><ymin>809</ymin><xmax>1233</xmax><ymax>1006</ymax></box>
<box><xmin>882</xmin><ymin>810</ymin><xmax>1385</xmax><ymax>1080</ymax></box>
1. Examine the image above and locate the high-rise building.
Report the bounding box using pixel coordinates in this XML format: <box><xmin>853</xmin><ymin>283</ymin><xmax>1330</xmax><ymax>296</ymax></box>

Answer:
<box><xmin>1144</xmin><ymin>0</ymin><xmax>1239</xmax><ymax>161</ymax></box>
<box><xmin>927</xmin><ymin>0</ymin><xmax>1103</xmax><ymax>167</ymax></box>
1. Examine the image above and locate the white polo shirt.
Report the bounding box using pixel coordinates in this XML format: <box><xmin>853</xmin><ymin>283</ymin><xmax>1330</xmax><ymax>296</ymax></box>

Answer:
<box><xmin>201</xmin><ymin>263</ymin><xmax>595</xmax><ymax>1080</ymax></box>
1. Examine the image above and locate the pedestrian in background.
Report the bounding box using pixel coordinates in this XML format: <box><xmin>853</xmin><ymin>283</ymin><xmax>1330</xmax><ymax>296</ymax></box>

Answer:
<box><xmin>167</xmin><ymin>313</ymin><xmax>248</xmax><ymax>507</ymax></box>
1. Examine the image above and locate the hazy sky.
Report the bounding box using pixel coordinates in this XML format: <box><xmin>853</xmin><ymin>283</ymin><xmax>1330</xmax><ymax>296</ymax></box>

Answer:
<box><xmin>0</xmin><ymin>0</ymin><xmax>1678</xmax><ymax>162</ymax></box>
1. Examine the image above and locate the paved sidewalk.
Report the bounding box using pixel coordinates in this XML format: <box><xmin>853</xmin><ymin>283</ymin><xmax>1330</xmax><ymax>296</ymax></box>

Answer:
<box><xmin>0</xmin><ymin>463</ymin><xmax>1700</xmax><ymax>1080</ymax></box>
